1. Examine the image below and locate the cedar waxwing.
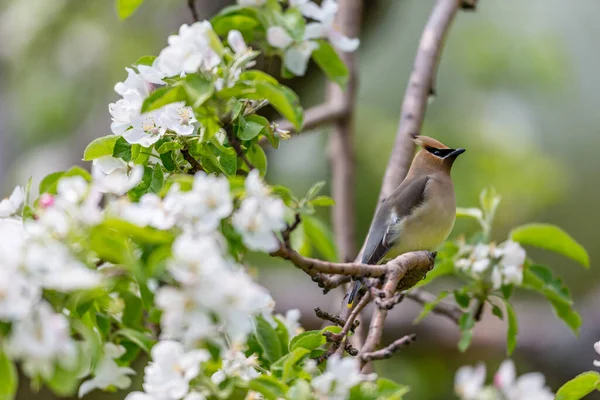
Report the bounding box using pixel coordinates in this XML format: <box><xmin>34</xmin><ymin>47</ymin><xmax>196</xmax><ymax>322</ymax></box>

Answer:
<box><xmin>346</xmin><ymin>136</ymin><xmax>465</xmax><ymax>308</ymax></box>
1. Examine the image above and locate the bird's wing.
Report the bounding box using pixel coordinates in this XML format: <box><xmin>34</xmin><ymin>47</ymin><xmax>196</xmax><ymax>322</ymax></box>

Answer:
<box><xmin>362</xmin><ymin>175</ymin><xmax>430</xmax><ymax>265</ymax></box>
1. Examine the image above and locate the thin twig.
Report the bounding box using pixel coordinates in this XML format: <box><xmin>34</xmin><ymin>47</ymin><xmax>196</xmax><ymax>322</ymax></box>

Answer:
<box><xmin>274</xmin><ymin>102</ymin><xmax>348</xmax><ymax>134</ymax></box>
<box><xmin>314</xmin><ymin>307</ymin><xmax>360</xmax><ymax>332</ymax></box>
<box><xmin>187</xmin><ymin>0</ymin><xmax>199</xmax><ymax>22</ymax></box>
<box><xmin>181</xmin><ymin>148</ymin><xmax>203</xmax><ymax>173</ymax></box>
<box><xmin>361</xmin><ymin>334</ymin><xmax>417</xmax><ymax>361</ymax></box>
<box><xmin>226</xmin><ymin>128</ymin><xmax>256</xmax><ymax>170</ymax></box>
<box><xmin>406</xmin><ymin>289</ymin><xmax>463</xmax><ymax>324</ymax></box>
<box><xmin>375</xmin><ymin>292</ymin><xmax>405</xmax><ymax>310</ymax></box>
<box><xmin>281</xmin><ymin>213</ymin><xmax>301</xmax><ymax>246</ymax></box>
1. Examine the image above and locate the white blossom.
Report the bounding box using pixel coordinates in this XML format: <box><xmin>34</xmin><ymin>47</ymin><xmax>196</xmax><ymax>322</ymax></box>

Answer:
<box><xmin>277</xmin><ymin>308</ymin><xmax>302</xmax><ymax>337</ymax></box>
<box><xmin>172</xmin><ymin>173</ymin><xmax>233</xmax><ymax>233</ymax></box>
<box><xmin>454</xmin><ymin>363</ymin><xmax>486</xmax><ymax>400</ymax></box>
<box><xmin>491</xmin><ymin>241</ymin><xmax>526</xmax><ymax>289</ymax></box>
<box><xmin>109</xmin><ymin>90</ymin><xmax>143</xmax><ymax>135</ymax></box>
<box><xmin>227</xmin><ymin>30</ymin><xmax>248</xmax><ymax>55</ymax></box>
<box><xmin>211</xmin><ymin>347</ymin><xmax>259</xmax><ymax>385</ymax></box>
<box><xmin>6</xmin><ymin>302</ymin><xmax>77</xmax><ymax>379</ymax></box>
<box><xmin>115</xmin><ymin>67</ymin><xmax>152</xmax><ymax>98</ymax></box>
<box><xmin>120</xmin><ymin>193</ymin><xmax>178</xmax><ymax>230</ymax></box>
<box><xmin>289</xmin><ymin>0</ymin><xmax>323</xmax><ymax>19</ymax></box>
<box><xmin>57</xmin><ymin>176</ymin><xmax>89</xmax><ymax>204</ymax></box>
<box><xmin>594</xmin><ymin>341</ymin><xmax>600</xmax><ymax>367</ymax></box>
<box><xmin>0</xmin><ymin>185</ymin><xmax>24</xmax><ymax>217</ymax></box>
<box><xmin>303</xmin><ymin>0</ymin><xmax>360</xmax><ymax>52</ymax></box>
<box><xmin>78</xmin><ymin>343</ymin><xmax>135</xmax><ymax>397</ymax></box>
<box><xmin>311</xmin><ymin>355</ymin><xmax>376</xmax><ymax>400</ymax></box>
<box><xmin>266</xmin><ymin>26</ymin><xmax>318</xmax><ymax>76</ymax></box>
<box><xmin>24</xmin><ymin>240</ymin><xmax>101</xmax><ymax>291</ymax></box>
<box><xmin>456</xmin><ymin>243</ymin><xmax>491</xmax><ymax>274</ymax></box>
<box><xmin>142</xmin><ymin>340</ymin><xmax>210</xmax><ymax>400</ymax></box>
<box><xmin>233</xmin><ymin>195</ymin><xmax>286</xmax><ymax>252</ymax></box>
<box><xmin>237</xmin><ymin>0</ymin><xmax>267</xmax><ymax>6</ymax></box>
<box><xmin>494</xmin><ymin>360</ymin><xmax>554</xmax><ymax>400</ymax></box>
<box><xmin>0</xmin><ymin>271</ymin><xmax>40</xmax><ymax>321</ymax></box>
<box><xmin>137</xmin><ymin>62</ymin><xmax>167</xmax><ymax>85</ymax></box>
<box><xmin>155</xmin><ymin>21</ymin><xmax>221</xmax><ymax>77</ymax></box>
<box><xmin>0</xmin><ymin>218</ymin><xmax>28</xmax><ymax>269</ymax></box>
<box><xmin>92</xmin><ymin>156</ymin><xmax>144</xmax><ymax>195</ymax></box>
<box><xmin>161</xmin><ymin>102</ymin><xmax>197</xmax><ymax>136</ymax></box>
<box><xmin>244</xmin><ymin>169</ymin><xmax>270</xmax><ymax>198</ymax></box>
<box><xmin>123</xmin><ymin>110</ymin><xmax>167</xmax><ymax>147</ymax></box>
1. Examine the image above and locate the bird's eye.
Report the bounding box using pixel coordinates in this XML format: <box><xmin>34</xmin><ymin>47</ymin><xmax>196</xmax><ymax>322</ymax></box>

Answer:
<box><xmin>432</xmin><ymin>149</ymin><xmax>441</xmax><ymax>156</ymax></box>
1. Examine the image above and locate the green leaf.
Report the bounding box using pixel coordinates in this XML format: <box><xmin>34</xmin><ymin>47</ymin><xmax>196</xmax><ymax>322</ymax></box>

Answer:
<box><xmin>156</xmin><ymin>141</ymin><xmax>182</xmax><ymax>154</ymax></box>
<box><xmin>160</xmin><ymin>151</ymin><xmax>176</xmax><ymax>172</ymax></box>
<box><xmin>456</xmin><ymin>207</ymin><xmax>484</xmax><ymax>220</ymax></box>
<box><xmin>113</xmin><ymin>137</ymin><xmax>132</xmax><ymax>161</ymax></box>
<box><xmin>454</xmin><ymin>289</ymin><xmax>471</xmax><ymax>309</ymax></box>
<box><xmin>302</xmin><ymin>215</ymin><xmax>338</xmax><ymax>262</ymax></box>
<box><xmin>135</xmin><ymin>55</ymin><xmax>156</xmax><ymax>66</ymax></box>
<box><xmin>306</xmin><ymin>181</ymin><xmax>325</xmax><ymax>201</ymax></box>
<box><xmin>142</xmin><ymin>85</ymin><xmax>187</xmax><ymax>113</ymax></box>
<box><xmin>555</xmin><ymin>371</ymin><xmax>600</xmax><ymax>400</ymax></box>
<box><xmin>99</xmin><ymin>218</ymin><xmax>174</xmax><ymax>245</ymax></box>
<box><xmin>289</xmin><ymin>330</ymin><xmax>326</xmax><ymax>352</ymax></box>
<box><xmin>239</xmin><ymin>70</ymin><xmax>279</xmax><ymax>85</ymax></box>
<box><xmin>184</xmin><ymin>74</ymin><xmax>214</xmax><ymax>108</ymax></box>
<box><xmin>237</xmin><ymin>116</ymin><xmax>265</xmax><ymax>141</ymax></box>
<box><xmin>283</xmin><ymin>348</ymin><xmax>310</xmax><ymax>382</ymax></box>
<box><xmin>210</xmin><ymin>6</ymin><xmax>261</xmax><ymax>37</ymax></box>
<box><xmin>46</xmin><ymin>365</ymin><xmax>80</xmax><ymax>396</ymax></box>
<box><xmin>0</xmin><ymin>350</ymin><xmax>17</xmax><ymax>400</ymax></box>
<box><xmin>254</xmin><ymin>81</ymin><xmax>303</xmax><ymax>130</ymax></box>
<box><xmin>254</xmin><ymin>316</ymin><xmax>282</xmax><ymax>366</ymax></box>
<box><xmin>501</xmin><ymin>284</ymin><xmax>513</xmax><ymax>300</ymax></box>
<box><xmin>116</xmin><ymin>328</ymin><xmax>156</xmax><ymax>354</ymax></box>
<box><xmin>122</xmin><ymin>293</ymin><xmax>143</xmax><ymax>328</ymax></box>
<box><xmin>376</xmin><ymin>378</ymin><xmax>411</xmax><ymax>398</ymax></box>
<box><xmin>523</xmin><ymin>265</ymin><xmax>582</xmax><ymax>334</ymax></box>
<box><xmin>414</xmin><ymin>291</ymin><xmax>449</xmax><ymax>324</ymax></box>
<box><xmin>511</xmin><ymin>223</ymin><xmax>589</xmax><ymax>268</ymax></box>
<box><xmin>309</xmin><ymin>196</ymin><xmax>335</xmax><ymax>207</ymax></box>
<box><xmin>458</xmin><ymin>313</ymin><xmax>475</xmax><ymax>352</ymax></box>
<box><xmin>39</xmin><ymin>171</ymin><xmax>65</xmax><ymax>194</ymax></box>
<box><xmin>312</xmin><ymin>40</ymin><xmax>349</xmax><ymax>88</ymax></box>
<box><xmin>274</xmin><ymin>318</ymin><xmax>290</xmax><ymax>356</ymax></box>
<box><xmin>491</xmin><ymin>303</ymin><xmax>504</xmax><ymax>319</ymax></box>
<box><xmin>504</xmin><ymin>300</ymin><xmax>518</xmax><ymax>355</ymax></box>
<box><xmin>248</xmin><ymin>376</ymin><xmax>288</xmax><ymax>400</ymax></box>
<box><xmin>83</xmin><ymin>135</ymin><xmax>120</xmax><ymax>160</ymax></box>
<box><xmin>115</xmin><ymin>0</ymin><xmax>145</xmax><ymax>19</ymax></box>
<box><xmin>246</xmin><ymin>143</ymin><xmax>268</xmax><ymax>176</ymax></box>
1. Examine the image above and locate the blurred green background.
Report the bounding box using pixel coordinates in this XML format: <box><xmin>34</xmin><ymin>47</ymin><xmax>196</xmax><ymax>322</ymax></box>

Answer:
<box><xmin>1</xmin><ymin>0</ymin><xmax>599</xmax><ymax>399</ymax></box>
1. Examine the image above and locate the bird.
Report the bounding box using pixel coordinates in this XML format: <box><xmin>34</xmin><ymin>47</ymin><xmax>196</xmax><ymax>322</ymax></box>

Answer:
<box><xmin>346</xmin><ymin>135</ymin><xmax>465</xmax><ymax>308</ymax></box>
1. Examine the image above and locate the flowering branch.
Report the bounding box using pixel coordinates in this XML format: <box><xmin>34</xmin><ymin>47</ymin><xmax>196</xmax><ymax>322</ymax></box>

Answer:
<box><xmin>181</xmin><ymin>148</ymin><xmax>204</xmax><ymax>173</ymax></box>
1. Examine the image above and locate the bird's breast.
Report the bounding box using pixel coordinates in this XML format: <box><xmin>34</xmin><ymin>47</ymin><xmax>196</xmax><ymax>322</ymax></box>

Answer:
<box><xmin>385</xmin><ymin>188</ymin><xmax>456</xmax><ymax>259</ymax></box>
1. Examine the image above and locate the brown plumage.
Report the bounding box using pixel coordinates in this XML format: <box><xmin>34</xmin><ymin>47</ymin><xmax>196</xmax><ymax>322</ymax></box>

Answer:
<box><xmin>346</xmin><ymin>136</ymin><xmax>465</xmax><ymax>307</ymax></box>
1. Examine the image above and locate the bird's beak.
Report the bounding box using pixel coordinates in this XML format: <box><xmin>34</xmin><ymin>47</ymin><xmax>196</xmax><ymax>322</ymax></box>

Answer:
<box><xmin>445</xmin><ymin>148</ymin><xmax>465</xmax><ymax>158</ymax></box>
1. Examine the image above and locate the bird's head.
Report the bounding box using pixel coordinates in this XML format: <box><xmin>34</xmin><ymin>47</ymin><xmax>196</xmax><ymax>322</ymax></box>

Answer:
<box><xmin>413</xmin><ymin>135</ymin><xmax>465</xmax><ymax>171</ymax></box>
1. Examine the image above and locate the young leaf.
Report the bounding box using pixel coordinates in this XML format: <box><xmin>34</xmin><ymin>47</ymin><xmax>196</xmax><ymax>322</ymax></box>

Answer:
<box><xmin>0</xmin><ymin>350</ymin><xmax>17</xmax><ymax>400</ymax></box>
<box><xmin>413</xmin><ymin>291</ymin><xmax>449</xmax><ymax>324</ymax></box>
<box><xmin>456</xmin><ymin>207</ymin><xmax>484</xmax><ymax>220</ymax></box>
<box><xmin>282</xmin><ymin>348</ymin><xmax>310</xmax><ymax>382</ymax></box>
<box><xmin>210</xmin><ymin>6</ymin><xmax>261</xmax><ymax>36</ymax></box>
<box><xmin>116</xmin><ymin>328</ymin><xmax>156</xmax><ymax>354</ymax></box>
<box><xmin>511</xmin><ymin>223</ymin><xmax>589</xmax><ymax>268</ymax></box>
<box><xmin>237</xmin><ymin>116</ymin><xmax>265</xmax><ymax>141</ymax></box>
<box><xmin>83</xmin><ymin>135</ymin><xmax>120</xmax><ymax>160</ymax></box>
<box><xmin>113</xmin><ymin>137</ymin><xmax>133</xmax><ymax>161</ymax></box>
<box><xmin>248</xmin><ymin>376</ymin><xmax>288</xmax><ymax>400</ymax></box>
<box><xmin>39</xmin><ymin>171</ymin><xmax>65</xmax><ymax>194</ymax></box>
<box><xmin>555</xmin><ymin>371</ymin><xmax>600</xmax><ymax>400</ymax></box>
<box><xmin>246</xmin><ymin>144</ymin><xmax>268</xmax><ymax>176</ymax></box>
<box><xmin>135</xmin><ymin>55</ymin><xmax>156</xmax><ymax>66</ymax></box>
<box><xmin>454</xmin><ymin>289</ymin><xmax>471</xmax><ymax>309</ymax></box>
<box><xmin>142</xmin><ymin>85</ymin><xmax>187</xmax><ymax>113</ymax></box>
<box><xmin>458</xmin><ymin>313</ymin><xmax>475</xmax><ymax>352</ymax></box>
<box><xmin>156</xmin><ymin>141</ymin><xmax>183</xmax><ymax>154</ymax></box>
<box><xmin>116</xmin><ymin>0</ymin><xmax>145</xmax><ymax>19</ymax></box>
<box><xmin>254</xmin><ymin>81</ymin><xmax>303</xmax><ymax>131</ymax></box>
<box><xmin>311</xmin><ymin>40</ymin><xmax>349</xmax><ymax>88</ymax></box>
<box><xmin>184</xmin><ymin>74</ymin><xmax>214</xmax><ymax>108</ymax></box>
<box><xmin>302</xmin><ymin>215</ymin><xmax>338</xmax><ymax>262</ymax></box>
<box><xmin>309</xmin><ymin>196</ymin><xmax>335</xmax><ymax>207</ymax></box>
<box><xmin>504</xmin><ymin>300</ymin><xmax>518</xmax><ymax>355</ymax></box>
<box><xmin>289</xmin><ymin>330</ymin><xmax>326</xmax><ymax>352</ymax></box>
<box><xmin>254</xmin><ymin>316</ymin><xmax>282</xmax><ymax>365</ymax></box>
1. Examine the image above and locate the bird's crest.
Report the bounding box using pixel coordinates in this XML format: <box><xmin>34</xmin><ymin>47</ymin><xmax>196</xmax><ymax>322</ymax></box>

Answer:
<box><xmin>413</xmin><ymin>135</ymin><xmax>449</xmax><ymax>150</ymax></box>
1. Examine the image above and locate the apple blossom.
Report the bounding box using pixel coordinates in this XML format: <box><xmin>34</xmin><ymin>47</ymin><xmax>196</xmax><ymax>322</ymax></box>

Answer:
<box><xmin>92</xmin><ymin>156</ymin><xmax>144</xmax><ymax>195</ymax></box>
<box><xmin>454</xmin><ymin>363</ymin><xmax>486</xmax><ymax>400</ymax></box>
<box><xmin>211</xmin><ymin>347</ymin><xmax>260</xmax><ymax>385</ymax></box>
<box><xmin>78</xmin><ymin>343</ymin><xmax>135</xmax><ymax>397</ymax></box>
<box><xmin>0</xmin><ymin>185</ymin><xmax>24</xmax><ymax>217</ymax></box>
<box><xmin>311</xmin><ymin>355</ymin><xmax>376</xmax><ymax>400</ymax></box>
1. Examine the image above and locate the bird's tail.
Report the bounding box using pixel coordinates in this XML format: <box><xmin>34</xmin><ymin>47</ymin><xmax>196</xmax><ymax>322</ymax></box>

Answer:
<box><xmin>346</xmin><ymin>280</ymin><xmax>363</xmax><ymax>309</ymax></box>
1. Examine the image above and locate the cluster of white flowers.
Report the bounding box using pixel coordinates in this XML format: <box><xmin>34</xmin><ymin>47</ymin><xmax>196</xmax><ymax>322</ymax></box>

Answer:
<box><xmin>108</xmin><ymin>21</ymin><xmax>250</xmax><ymax>147</ymax></box>
<box><xmin>211</xmin><ymin>346</ymin><xmax>260</xmax><ymax>385</ymax></box>
<box><xmin>125</xmin><ymin>340</ymin><xmax>211</xmax><ymax>400</ymax></box>
<box><xmin>0</xmin><ymin>178</ymin><xmax>105</xmax><ymax>379</ymax></box>
<box><xmin>311</xmin><ymin>355</ymin><xmax>376</xmax><ymax>400</ymax></box>
<box><xmin>112</xmin><ymin>170</ymin><xmax>283</xmax><ymax>347</ymax></box>
<box><xmin>456</xmin><ymin>240</ymin><xmax>527</xmax><ymax>289</ymax></box>
<box><xmin>92</xmin><ymin>156</ymin><xmax>144</xmax><ymax>195</ymax></box>
<box><xmin>232</xmin><ymin>170</ymin><xmax>286</xmax><ymax>252</ymax></box>
<box><xmin>262</xmin><ymin>0</ymin><xmax>360</xmax><ymax>75</ymax></box>
<box><xmin>455</xmin><ymin>359</ymin><xmax>553</xmax><ymax>400</ymax></box>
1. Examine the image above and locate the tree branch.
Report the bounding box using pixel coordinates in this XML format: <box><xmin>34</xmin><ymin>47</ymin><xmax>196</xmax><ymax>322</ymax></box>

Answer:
<box><xmin>406</xmin><ymin>288</ymin><xmax>463</xmax><ymax>324</ymax></box>
<box><xmin>361</xmin><ymin>334</ymin><xmax>417</xmax><ymax>361</ymax></box>
<box><xmin>378</xmin><ymin>0</ymin><xmax>467</xmax><ymax>202</ymax></box>
<box><xmin>187</xmin><ymin>0</ymin><xmax>199</xmax><ymax>22</ymax></box>
<box><xmin>181</xmin><ymin>148</ymin><xmax>204</xmax><ymax>173</ymax></box>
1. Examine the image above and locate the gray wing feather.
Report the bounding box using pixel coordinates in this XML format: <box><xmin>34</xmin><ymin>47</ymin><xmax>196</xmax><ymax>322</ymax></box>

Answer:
<box><xmin>362</xmin><ymin>176</ymin><xmax>430</xmax><ymax>265</ymax></box>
